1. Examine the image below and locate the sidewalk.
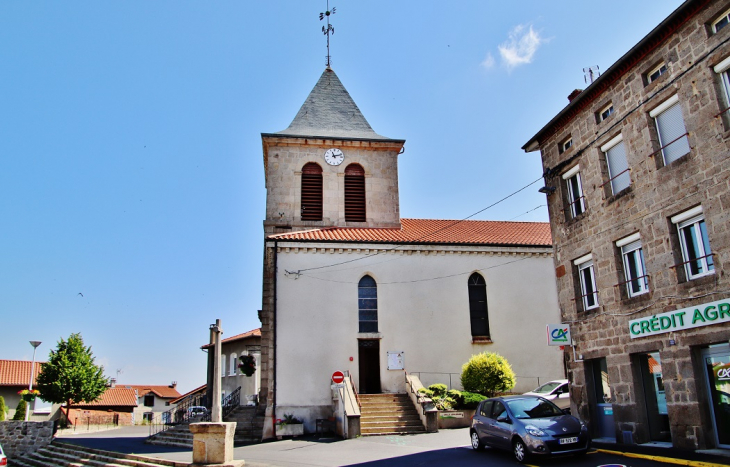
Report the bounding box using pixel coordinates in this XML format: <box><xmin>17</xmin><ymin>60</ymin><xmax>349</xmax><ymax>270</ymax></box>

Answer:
<box><xmin>55</xmin><ymin>426</ymin><xmax>730</xmax><ymax>467</ymax></box>
<box><xmin>592</xmin><ymin>438</ymin><xmax>730</xmax><ymax>467</ymax></box>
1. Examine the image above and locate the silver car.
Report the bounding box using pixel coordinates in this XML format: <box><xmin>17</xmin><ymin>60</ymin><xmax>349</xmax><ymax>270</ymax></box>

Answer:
<box><xmin>470</xmin><ymin>395</ymin><xmax>590</xmax><ymax>463</ymax></box>
<box><xmin>523</xmin><ymin>379</ymin><xmax>571</xmax><ymax>410</ymax></box>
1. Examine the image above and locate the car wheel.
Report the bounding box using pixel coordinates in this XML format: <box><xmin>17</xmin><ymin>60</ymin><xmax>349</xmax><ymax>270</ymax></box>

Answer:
<box><xmin>513</xmin><ymin>438</ymin><xmax>529</xmax><ymax>463</ymax></box>
<box><xmin>470</xmin><ymin>431</ymin><xmax>485</xmax><ymax>451</ymax></box>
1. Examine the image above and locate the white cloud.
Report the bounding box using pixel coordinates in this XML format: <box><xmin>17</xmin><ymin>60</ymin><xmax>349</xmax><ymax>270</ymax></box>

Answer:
<box><xmin>498</xmin><ymin>24</ymin><xmax>544</xmax><ymax>69</ymax></box>
<box><xmin>481</xmin><ymin>52</ymin><xmax>496</xmax><ymax>69</ymax></box>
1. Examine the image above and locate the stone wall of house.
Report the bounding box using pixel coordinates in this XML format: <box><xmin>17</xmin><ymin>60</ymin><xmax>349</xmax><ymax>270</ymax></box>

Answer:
<box><xmin>0</xmin><ymin>421</ymin><xmax>54</xmax><ymax>458</ymax></box>
<box><xmin>533</xmin><ymin>0</ymin><xmax>730</xmax><ymax>450</ymax></box>
<box><xmin>262</xmin><ymin>137</ymin><xmax>404</xmax><ymax>235</ymax></box>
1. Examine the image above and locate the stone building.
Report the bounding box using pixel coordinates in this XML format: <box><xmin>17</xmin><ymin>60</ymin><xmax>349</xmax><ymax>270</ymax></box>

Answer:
<box><xmin>523</xmin><ymin>0</ymin><xmax>730</xmax><ymax>451</ymax></box>
<box><xmin>257</xmin><ymin>67</ymin><xmax>565</xmax><ymax>438</ymax></box>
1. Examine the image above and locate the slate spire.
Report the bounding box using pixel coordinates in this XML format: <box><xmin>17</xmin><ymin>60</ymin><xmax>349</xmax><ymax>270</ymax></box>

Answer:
<box><xmin>275</xmin><ymin>68</ymin><xmax>394</xmax><ymax>141</ymax></box>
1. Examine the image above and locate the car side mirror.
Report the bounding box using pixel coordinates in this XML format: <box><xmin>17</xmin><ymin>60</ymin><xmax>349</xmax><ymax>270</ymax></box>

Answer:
<box><xmin>497</xmin><ymin>415</ymin><xmax>511</xmax><ymax>423</ymax></box>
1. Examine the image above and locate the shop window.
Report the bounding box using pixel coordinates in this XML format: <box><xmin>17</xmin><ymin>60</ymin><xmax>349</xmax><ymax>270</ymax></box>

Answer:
<box><xmin>650</xmin><ymin>94</ymin><xmax>690</xmax><ymax>166</ymax></box>
<box><xmin>671</xmin><ymin>206</ymin><xmax>714</xmax><ymax>280</ymax></box>
<box><xmin>601</xmin><ymin>134</ymin><xmax>631</xmax><ymax>195</ymax></box>
<box><xmin>358</xmin><ymin>275</ymin><xmax>378</xmax><ymax>333</ymax></box>
<box><xmin>574</xmin><ymin>254</ymin><xmax>598</xmax><ymax>311</ymax></box>
<box><xmin>468</xmin><ymin>273</ymin><xmax>490</xmax><ymax>340</ymax></box>
<box><xmin>562</xmin><ymin>165</ymin><xmax>586</xmax><ymax>219</ymax></box>
<box><xmin>616</xmin><ymin>233</ymin><xmax>648</xmax><ymax>297</ymax></box>
<box><xmin>301</xmin><ymin>162</ymin><xmax>323</xmax><ymax>221</ymax></box>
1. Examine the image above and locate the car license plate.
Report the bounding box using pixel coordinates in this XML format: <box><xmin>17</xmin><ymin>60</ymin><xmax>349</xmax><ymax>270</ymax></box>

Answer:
<box><xmin>559</xmin><ymin>437</ymin><xmax>578</xmax><ymax>445</ymax></box>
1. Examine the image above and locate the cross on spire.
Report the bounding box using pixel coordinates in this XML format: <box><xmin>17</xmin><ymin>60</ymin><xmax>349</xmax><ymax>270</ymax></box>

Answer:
<box><xmin>320</xmin><ymin>1</ymin><xmax>336</xmax><ymax>68</ymax></box>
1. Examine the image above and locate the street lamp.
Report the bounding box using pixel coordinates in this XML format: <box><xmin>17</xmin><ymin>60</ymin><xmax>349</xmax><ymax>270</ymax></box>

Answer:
<box><xmin>25</xmin><ymin>341</ymin><xmax>42</xmax><ymax>421</ymax></box>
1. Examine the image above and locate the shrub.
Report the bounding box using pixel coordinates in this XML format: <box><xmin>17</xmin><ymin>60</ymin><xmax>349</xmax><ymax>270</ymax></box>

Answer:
<box><xmin>417</xmin><ymin>388</ymin><xmax>434</xmax><ymax>398</ymax></box>
<box><xmin>427</xmin><ymin>384</ymin><xmax>448</xmax><ymax>397</ymax></box>
<box><xmin>13</xmin><ymin>399</ymin><xmax>27</xmax><ymax>420</ymax></box>
<box><xmin>460</xmin><ymin>391</ymin><xmax>488</xmax><ymax>409</ymax></box>
<box><xmin>434</xmin><ymin>396</ymin><xmax>456</xmax><ymax>411</ymax></box>
<box><xmin>0</xmin><ymin>396</ymin><xmax>6</xmax><ymax>421</ymax></box>
<box><xmin>460</xmin><ymin>352</ymin><xmax>516</xmax><ymax>397</ymax></box>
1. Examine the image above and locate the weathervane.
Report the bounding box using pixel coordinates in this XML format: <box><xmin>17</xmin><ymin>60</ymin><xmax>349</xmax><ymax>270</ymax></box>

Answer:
<box><xmin>320</xmin><ymin>1</ymin><xmax>336</xmax><ymax>68</ymax></box>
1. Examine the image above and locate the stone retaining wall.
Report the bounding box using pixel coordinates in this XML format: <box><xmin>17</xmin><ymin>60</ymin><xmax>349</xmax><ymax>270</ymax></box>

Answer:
<box><xmin>0</xmin><ymin>421</ymin><xmax>54</xmax><ymax>457</ymax></box>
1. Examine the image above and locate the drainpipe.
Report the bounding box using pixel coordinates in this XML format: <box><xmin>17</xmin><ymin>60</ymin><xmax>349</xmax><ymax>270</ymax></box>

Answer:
<box><xmin>272</xmin><ymin>239</ymin><xmax>278</xmax><ymax>433</ymax></box>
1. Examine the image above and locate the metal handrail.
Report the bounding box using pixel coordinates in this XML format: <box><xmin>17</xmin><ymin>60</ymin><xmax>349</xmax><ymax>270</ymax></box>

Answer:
<box><xmin>148</xmin><ymin>391</ymin><xmax>210</xmax><ymax>437</ymax></box>
<box><xmin>222</xmin><ymin>386</ymin><xmax>241</xmax><ymax>419</ymax></box>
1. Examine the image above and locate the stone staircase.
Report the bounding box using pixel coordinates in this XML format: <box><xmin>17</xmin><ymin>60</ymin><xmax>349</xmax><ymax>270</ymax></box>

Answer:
<box><xmin>145</xmin><ymin>423</ymin><xmax>193</xmax><ymax>448</ymax></box>
<box><xmin>359</xmin><ymin>393</ymin><xmax>426</xmax><ymax>435</ymax></box>
<box><xmin>8</xmin><ymin>441</ymin><xmax>181</xmax><ymax>467</ymax></box>
<box><xmin>145</xmin><ymin>406</ymin><xmax>264</xmax><ymax>448</ymax></box>
<box><xmin>225</xmin><ymin>406</ymin><xmax>265</xmax><ymax>444</ymax></box>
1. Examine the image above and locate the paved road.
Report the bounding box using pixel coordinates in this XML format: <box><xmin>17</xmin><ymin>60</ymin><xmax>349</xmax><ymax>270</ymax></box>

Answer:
<box><xmin>57</xmin><ymin>426</ymin><xmax>727</xmax><ymax>467</ymax></box>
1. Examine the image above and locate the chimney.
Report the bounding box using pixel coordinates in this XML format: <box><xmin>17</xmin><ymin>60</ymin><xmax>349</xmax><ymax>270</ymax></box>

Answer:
<box><xmin>109</xmin><ymin>378</ymin><xmax>116</xmax><ymax>388</ymax></box>
<box><xmin>568</xmin><ymin>89</ymin><xmax>583</xmax><ymax>102</ymax></box>
<box><xmin>170</xmin><ymin>381</ymin><xmax>177</xmax><ymax>388</ymax></box>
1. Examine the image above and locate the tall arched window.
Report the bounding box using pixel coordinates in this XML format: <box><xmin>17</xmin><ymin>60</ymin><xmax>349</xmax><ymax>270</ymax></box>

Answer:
<box><xmin>301</xmin><ymin>162</ymin><xmax>323</xmax><ymax>221</ymax></box>
<box><xmin>468</xmin><ymin>273</ymin><xmax>490</xmax><ymax>338</ymax></box>
<box><xmin>345</xmin><ymin>164</ymin><xmax>366</xmax><ymax>222</ymax></box>
<box><xmin>221</xmin><ymin>355</ymin><xmax>227</xmax><ymax>378</ymax></box>
<box><xmin>358</xmin><ymin>275</ymin><xmax>378</xmax><ymax>332</ymax></box>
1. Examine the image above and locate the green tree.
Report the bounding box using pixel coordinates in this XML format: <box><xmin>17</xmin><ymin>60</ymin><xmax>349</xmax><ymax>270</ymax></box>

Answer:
<box><xmin>12</xmin><ymin>399</ymin><xmax>27</xmax><ymax>420</ymax></box>
<box><xmin>0</xmin><ymin>395</ymin><xmax>7</xmax><ymax>420</ymax></box>
<box><xmin>460</xmin><ymin>352</ymin><xmax>516</xmax><ymax>397</ymax></box>
<box><xmin>35</xmin><ymin>333</ymin><xmax>108</xmax><ymax>422</ymax></box>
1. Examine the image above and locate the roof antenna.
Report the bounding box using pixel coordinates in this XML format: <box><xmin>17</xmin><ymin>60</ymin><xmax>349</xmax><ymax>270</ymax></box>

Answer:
<box><xmin>320</xmin><ymin>1</ymin><xmax>336</xmax><ymax>68</ymax></box>
<box><xmin>583</xmin><ymin>65</ymin><xmax>600</xmax><ymax>84</ymax></box>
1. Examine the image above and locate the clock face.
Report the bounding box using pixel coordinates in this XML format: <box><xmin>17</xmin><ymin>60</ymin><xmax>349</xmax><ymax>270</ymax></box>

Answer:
<box><xmin>324</xmin><ymin>148</ymin><xmax>344</xmax><ymax>166</ymax></box>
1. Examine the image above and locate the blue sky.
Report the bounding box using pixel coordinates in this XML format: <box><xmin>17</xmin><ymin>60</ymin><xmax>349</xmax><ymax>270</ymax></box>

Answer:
<box><xmin>1</xmin><ymin>1</ymin><xmax>684</xmax><ymax>394</ymax></box>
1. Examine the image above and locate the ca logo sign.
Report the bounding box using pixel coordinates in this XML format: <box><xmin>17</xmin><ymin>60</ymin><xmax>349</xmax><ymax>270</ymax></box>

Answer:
<box><xmin>551</xmin><ymin>328</ymin><xmax>569</xmax><ymax>342</ymax></box>
<box><xmin>718</xmin><ymin>368</ymin><xmax>730</xmax><ymax>380</ymax></box>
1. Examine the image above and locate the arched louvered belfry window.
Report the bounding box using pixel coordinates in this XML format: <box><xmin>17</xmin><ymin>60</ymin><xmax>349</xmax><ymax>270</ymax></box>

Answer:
<box><xmin>345</xmin><ymin>163</ymin><xmax>366</xmax><ymax>222</ymax></box>
<box><xmin>358</xmin><ymin>275</ymin><xmax>378</xmax><ymax>333</ymax></box>
<box><xmin>468</xmin><ymin>273</ymin><xmax>490</xmax><ymax>339</ymax></box>
<box><xmin>301</xmin><ymin>162</ymin><xmax>323</xmax><ymax>221</ymax></box>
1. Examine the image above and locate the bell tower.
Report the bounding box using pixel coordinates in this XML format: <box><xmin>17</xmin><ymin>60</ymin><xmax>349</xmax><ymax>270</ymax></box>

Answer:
<box><xmin>261</xmin><ymin>68</ymin><xmax>405</xmax><ymax>235</ymax></box>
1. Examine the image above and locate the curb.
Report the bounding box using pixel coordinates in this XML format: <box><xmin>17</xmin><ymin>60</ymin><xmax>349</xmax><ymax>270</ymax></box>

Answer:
<box><xmin>595</xmin><ymin>448</ymin><xmax>729</xmax><ymax>467</ymax></box>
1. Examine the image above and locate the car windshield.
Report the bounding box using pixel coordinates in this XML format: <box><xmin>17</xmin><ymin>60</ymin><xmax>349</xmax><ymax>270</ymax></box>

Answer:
<box><xmin>506</xmin><ymin>398</ymin><xmax>563</xmax><ymax>419</ymax></box>
<box><xmin>531</xmin><ymin>381</ymin><xmax>562</xmax><ymax>394</ymax></box>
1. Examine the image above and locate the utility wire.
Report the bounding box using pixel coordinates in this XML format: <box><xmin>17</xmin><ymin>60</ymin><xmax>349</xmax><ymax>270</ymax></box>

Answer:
<box><xmin>286</xmin><ymin>174</ymin><xmax>544</xmax><ymax>275</ymax></box>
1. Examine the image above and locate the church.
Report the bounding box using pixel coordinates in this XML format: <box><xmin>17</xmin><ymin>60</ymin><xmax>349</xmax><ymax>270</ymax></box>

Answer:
<box><xmin>256</xmin><ymin>66</ymin><xmax>564</xmax><ymax>437</ymax></box>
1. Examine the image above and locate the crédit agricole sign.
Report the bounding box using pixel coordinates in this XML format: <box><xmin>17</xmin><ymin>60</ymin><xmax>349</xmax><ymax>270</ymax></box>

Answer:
<box><xmin>629</xmin><ymin>298</ymin><xmax>730</xmax><ymax>338</ymax></box>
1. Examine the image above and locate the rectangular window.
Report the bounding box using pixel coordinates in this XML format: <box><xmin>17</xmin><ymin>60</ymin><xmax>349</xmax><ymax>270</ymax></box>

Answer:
<box><xmin>713</xmin><ymin>56</ymin><xmax>730</xmax><ymax>113</ymax></box>
<box><xmin>672</xmin><ymin>207</ymin><xmax>714</xmax><ymax>280</ymax></box>
<box><xmin>647</xmin><ymin>62</ymin><xmax>667</xmax><ymax>83</ymax></box>
<box><xmin>598</xmin><ymin>103</ymin><xmax>614</xmax><ymax>122</ymax></box>
<box><xmin>562</xmin><ymin>165</ymin><xmax>585</xmax><ymax>219</ymax></box>
<box><xmin>575</xmin><ymin>254</ymin><xmax>598</xmax><ymax>310</ymax></box>
<box><xmin>650</xmin><ymin>95</ymin><xmax>690</xmax><ymax>165</ymax></box>
<box><xmin>616</xmin><ymin>233</ymin><xmax>648</xmax><ymax>297</ymax></box>
<box><xmin>144</xmin><ymin>394</ymin><xmax>155</xmax><ymax>407</ymax></box>
<box><xmin>558</xmin><ymin>136</ymin><xmax>573</xmax><ymax>154</ymax></box>
<box><xmin>713</xmin><ymin>8</ymin><xmax>730</xmax><ymax>33</ymax></box>
<box><xmin>601</xmin><ymin>134</ymin><xmax>630</xmax><ymax>195</ymax></box>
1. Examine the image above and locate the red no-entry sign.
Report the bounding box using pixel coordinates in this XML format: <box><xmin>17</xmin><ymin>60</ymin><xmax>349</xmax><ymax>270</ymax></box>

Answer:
<box><xmin>332</xmin><ymin>371</ymin><xmax>345</xmax><ymax>384</ymax></box>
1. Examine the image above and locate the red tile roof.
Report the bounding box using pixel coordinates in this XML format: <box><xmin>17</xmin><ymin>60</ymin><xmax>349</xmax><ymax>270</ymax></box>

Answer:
<box><xmin>268</xmin><ymin>218</ymin><xmax>552</xmax><ymax>247</ymax></box>
<box><xmin>0</xmin><ymin>360</ymin><xmax>45</xmax><ymax>386</ymax></box>
<box><xmin>71</xmin><ymin>387</ymin><xmax>137</xmax><ymax>408</ymax></box>
<box><xmin>123</xmin><ymin>385</ymin><xmax>182</xmax><ymax>399</ymax></box>
<box><xmin>201</xmin><ymin>328</ymin><xmax>261</xmax><ymax>350</ymax></box>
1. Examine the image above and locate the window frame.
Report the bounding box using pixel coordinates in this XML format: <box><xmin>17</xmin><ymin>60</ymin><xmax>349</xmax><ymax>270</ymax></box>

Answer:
<box><xmin>358</xmin><ymin>275</ymin><xmax>378</xmax><ymax>333</ymax></box>
<box><xmin>574</xmin><ymin>254</ymin><xmax>599</xmax><ymax>311</ymax></box>
<box><xmin>598</xmin><ymin>103</ymin><xmax>614</xmax><ymax>122</ymax></box>
<box><xmin>143</xmin><ymin>394</ymin><xmax>155</xmax><ymax>407</ymax></box>
<box><xmin>671</xmin><ymin>207</ymin><xmax>714</xmax><ymax>281</ymax></box>
<box><xmin>468</xmin><ymin>272</ymin><xmax>490</xmax><ymax>340</ymax></box>
<box><xmin>230</xmin><ymin>352</ymin><xmax>238</xmax><ymax>376</ymax></box>
<box><xmin>713</xmin><ymin>56</ymin><xmax>730</xmax><ymax>112</ymax></box>
<box><xmin>558</xmin><ymin>136</ymin><xmax>573</xmax><ymax>154</ymax></box>
<box><xmin>647</xmin><ymin>62</ymin><xmax>668</xmax><ymax>83</ymax></box>
<box><xmin>344</xmin><ymin>163</ymin><xmax>366</xmax><ymax>223</ymax></box>
<box><xmin>616</xmin><ymin>233</ymin><xmax>649</xmax><ymax>298</ymax></box>
<box><xmin>650</xmin><ymin>94</ymin><xmax>690</xmax><ymax>166</ymax></box>
<box><xmin>301</xmin><ymin>162</ymin><xmax>323</xmax><ymax>221</ymax></box>
<box><xmin>562</xmin><ymin>165</ymin><xmax>586</xmax><ymax>219</ymax></box>
<box><xmin>712</xmin><ymin>8</ymin><xmax>730</xmax><ymax>34</ymax></box>
<box><xmin>601</xmin><ymin>133</ymin><xmax>631</xmax><ymax>195</ymax></box>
